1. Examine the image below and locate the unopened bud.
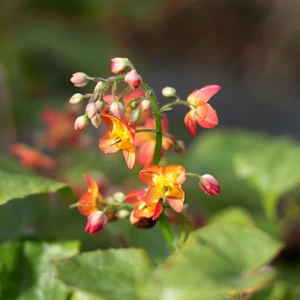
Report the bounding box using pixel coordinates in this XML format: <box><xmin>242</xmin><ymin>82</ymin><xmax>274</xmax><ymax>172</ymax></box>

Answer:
<box><xmin>199</xmin><ymin>174</ymin><xmax>220</xmax><ymax>196</ymax></box>
<box><xmin>111</xmin><ymin>57</ymin><xmax>129</xmax><ymax>74</ymax></box>
<box><xmin>141</xmin><ymin>99</ymin><xmax>151</xmax><ymax>111</ymax></box>
<box><xmin>129</xmin><ymin>109</ymin><xmax>142</xmax><ymax>124</ymax></box>
<box><xmin>70</xmin><ymin>72</ymin><xmax>88</xmax><ymax>87</ymax></box>
<box><xmin>125</xmin><ymin>70</ymin><xmax>142</xmax><ymax>90</ymax></box>
<box><xmin>95</xmin><ymin>99</ymin><xmax>106</xmax><ymax>112</ymax></box>
<box><xmin>94</xmin><ymin>81</ymin><xmax>106</xmax><ymax>93</ymax></box>
<box><xmin>113</xmin><ymin>192</ymin><xmax>125</xmax><ymax>203</ymax></box>
<box><xmin>174</xmin><ymin>140</ymin><xmax>185</xmax><ymax>153</ymax></box>
<box><xmin>69</xmin><ymin>93</ymin><xmax>84</xmax><ymax>104</ymax></box>
<box><xmin>86</xmin><ymin>103</ymin><xmax>98</xmax><ymax>119</ymax></box>
<box><xmin>115</xmin><ymin>209</ymin><xmax>129</xmax><ymax>219</ymax></box>
<box><xmin>91</xmin><ymin>113</ymin><xmax>101</xmax><ymax>128</ymax></box>
<box><xmin>74</xmin><ymin>115</ymin><xmax>89</xmax><ymax>132</ymax></box>
<box><xmin>85</xmin><ymin>211</ymin><xmax>107</xmax><ymax>235</ymax></box>
<box><xmin>130</xmin><ymin>100</ymin><xmax>139</xmax><ymax>109</ymax></box>
<box><xmin>109</xmin><ymin>101</ymin><xmax>125</xmax><ymax>119</ymax></box>
<box><xmin>162</xmin><ymin>87</ymin><xmax>176</xmax><ymax>98</ymax></box>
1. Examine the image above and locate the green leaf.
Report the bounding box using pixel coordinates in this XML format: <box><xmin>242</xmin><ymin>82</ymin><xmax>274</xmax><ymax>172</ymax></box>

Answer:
<box><xmin>0</xmin><ymin>240</ymin><xmax>80</xmax><ymax>300</ymax></box>
<box><xmin>55</xmin><ymin>248</ymin><xmax>155</xmax><ymax>300</ymax></box>
<box><xmin>0</xmin><ymin>171</ymin><xmax>68</xmax><ymax>205</ymax></box>
<box><xmin>234</xmin><ymin>140</ymin><xmax>300</xmax><ymax>220</ymax></box>
<box><xmin>141</xmin><ymin>224</ymin><xmax>283</xmax><ymax>300</ymax></box>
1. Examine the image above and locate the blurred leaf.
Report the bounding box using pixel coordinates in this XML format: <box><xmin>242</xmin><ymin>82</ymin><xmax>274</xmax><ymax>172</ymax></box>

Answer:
<box><xmin>209</xmin><ymin>207</ymin><xmax>254</xmax><ymax>226</ymax></box>
<box><xmin>70</xmin><ymin>290</ymin><xmax>104</xmax><ymax>300</ymax></box>
<box><xmin>0</xmin><ymin>240</ymin><xmax>79</xmax><ymax>300</ymax></box>
<box><xmin>55</xmin><ymin>248</ymin><xmax>155</xmax><ymax>300</ymax></box>
<box><xmin>0</xmin><ymin>170</ymin><xmax>68</xmax><ymax>205</ymax></box>
<box><xmin>141</xmin><ymin>224</ymin><xmax>282</xmax><ymax>300</ymax></box>
<box><xmin>0</xmin><ymin>154</ymin><xmax>34</xmax><ymax>175</ymax></box>
<box><xmin>234</xmin><ymin>140</ymin><xmax>300</xmax><ymax>220</ymax></box>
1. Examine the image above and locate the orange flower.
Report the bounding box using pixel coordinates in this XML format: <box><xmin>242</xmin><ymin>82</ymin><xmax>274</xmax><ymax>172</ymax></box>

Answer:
<box><xmin>99</xmin><ymin>114</ymin><xmax>136</xmax><ymax>169</ymax></box>
<box><xmin>9</xmin><ymin>143</ymin><xmax>56</xmax><ymax>169</ymax></box>
<box><xmin>184</xmin><ymin>85</ymin><xmax>220</xmax><ymax>136</ymax></box>
<box><xmin>139</xmin><ymin>165</ymin><xmax>186</xmax><ymax>212</ymax></box>
<box><xmin>135</xmin><ymin>115</ymin><xmax>174</xmax><ymax>166</ymax></box>
<box><xmin>78</xmin><ymin>174</ymin><xmax>102</xmax><ymax>216</ymax></box>
<box><xmin>126</xmin><ymin>189</ymin><xmax>163</xmax><ymax>224</ymax></box>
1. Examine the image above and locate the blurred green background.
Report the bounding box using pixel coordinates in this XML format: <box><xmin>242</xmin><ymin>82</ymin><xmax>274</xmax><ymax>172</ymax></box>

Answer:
<box><xmin>1</xmin><ymin>1</ymin><xmax>300</xmax><ymax>297</ymax></box>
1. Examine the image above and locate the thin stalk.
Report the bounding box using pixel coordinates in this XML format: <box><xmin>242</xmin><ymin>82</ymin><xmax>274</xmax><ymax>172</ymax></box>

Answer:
<box><xmin>160</xmin><ymin>100</ymin><xmax>194</xmax><ymax>113</ymax></box>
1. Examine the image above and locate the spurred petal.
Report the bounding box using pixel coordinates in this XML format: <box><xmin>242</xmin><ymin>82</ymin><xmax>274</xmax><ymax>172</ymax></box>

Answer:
<box><xmin>83</xmin><ymin>174</ymin><xmax>99</xmax><ymax>200</ymax></box>
<box><xmin>184</xmin><ymin>110</ymin><xmax>197</xmax><ymax>136</ymax></box>
<box><xmin>122</xmin><ymin>147</ymin><xmax>136</xmax><ymax>169</ymax></box>
<box><xmin>125</xmin><ymin>190</ymin><xmax>147</xmax><ymax>206</ymax></box>
<box><xmin>168</xmin><ymin>199</ymin><xmax>184</xmax><ymax>213</ymax></box>
<box><xmin>101</xmin><ymin>113</ymin><xmax>124</xmax><ymax>132</ymax></box>
<box><xmin>195</xmin><ymin>104</ymin><xmax>218</xmax><ymax>129</ymax></box>
<box><xmin>99</xmin><ymin>131</ymin><xmax>119</xmax><ymax>153</ymax></box>
<box><xmin>187</xmin><ymin>85</ymin><xmax>221</xmax><ymax>106</ymax></box>
<box><xmin>140</xmin><ymin>165</ymin><xmax>163</xmax><ymax>186</ymax></box>
<box><xmin>163</xmin><ymin>165</ymin><xmax>186</xmax><ymax>185</ymax></box>
<box><xmin>153</xmin><ymin>202</ymin><xmax>163</xmax><ymax>220</ymax></box>
<box><xmin>78</xmin><ymin>192</ymin><xmax>98</xmax><ymax>216</ymax></box>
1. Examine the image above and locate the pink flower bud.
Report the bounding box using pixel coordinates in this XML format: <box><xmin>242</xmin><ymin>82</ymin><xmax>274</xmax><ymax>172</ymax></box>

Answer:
<box><xmin>86</xmin><ymin>103</ymin><xmax>98</xmax><ymax>119</ymax></box>
<box><xmin>95</xmin><ymin>99</ymin><xmax>106</xmax><ymax>112</ymax></box>
<box><xmin>109</xmin><ymin>101</ymin><xmax>125</xmax><ymax>119</ymax></box>
<box><xmin>199</xmin><ymin>174</ymin><xmax>220</xmax><ymax>196</ymax></box>
<box><xmin>111</xmin><ymin>58</ymin><xmax>129</xmax><ymax>74</ymax></box>
<box><xmin>70</xmin><ymin>72</ymin><xmax>88</xmax><ymax>87</ymax></box>
<box><xmin>162</xmin><ymin>87</ymin><xmax>176</xmax><ymax>98</ymax></box>
<box><xmin>129</xmin><ymin>109</ymin><xmax>142</xmax><ymax>124</ymax></box>
<box><xmin>125</xmin><ymin>70</ymin><xmax>142</xmax><ymax>90</ymax></box>
<box><xmin>141</xmin><ymin>99</ymin><xmax>150</xmax><ymax>111</ymax></box>
<box><xmin>91</xmin><ymin>113</ymin><xmax>101</xmax><ymax>128</ymax></box>
<box><xmin>74</xmin><ymin>115</ymin><xmax>89</xmax><ymax>132</ymax></box>
<box><xmin>85</xmin><ymin>211</ymin><xmax>107</xmax><ymax>235</ymax></box>
<box><xmin>69</xmin><ymin>93</ymin><xmax>84</xmax><ymax>104</ymax></box>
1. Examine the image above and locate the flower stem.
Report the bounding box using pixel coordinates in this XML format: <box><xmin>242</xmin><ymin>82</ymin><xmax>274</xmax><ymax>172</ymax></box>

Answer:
<box><xmin>160</xmin><ymin>100</ymin><xmax>194</xmax><ymax>113</ymax></box>
<box><xmin>158</xmin><ymin>212</ymin><xmax>176</xmax><ymax>252</ymax></box>
<box><xmin>140</xmin><ymin>83</ymin><xmax>162</xmax><ymax>165</ymax></box>
<box><xmin>186</xmin><ymin>172</ymin><xmax>201</xmax><ymax>179</ymax></box>
<box><xmin>135</xmin><ymin>129</ymin><xmax>158</xmax><ymax>133</ymax></box>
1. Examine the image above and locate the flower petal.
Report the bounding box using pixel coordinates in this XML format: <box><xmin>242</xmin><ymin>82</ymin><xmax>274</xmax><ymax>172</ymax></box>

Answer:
<box><xmin>78</xmin><ymin>192</ymin><xmax>98</xmax><ymax>216</ymax></box>
<box><xmin>99</xmin><ymin>131</ymin><xmax>119</xmax><ymax>153</ymax></box>
<box><xmin>153</xmin><ymin>202</ymin><xmax>163</xmax><ymax>220</ymax></box>
<box><xmin>125</xmin><ymin>190</ymin><xmax>147</xmax><ymax>206</ymax></box>
<box><xmin>187</xmin><ymin>85</ymin><xmax>221</xmax><ymax>106</ymax></box>
<box><xmin>184</xmin><ymin>110</ymin><xmax>197</xmax><ymax>136</ymax></box>
<box><xmin>139</xmin><ymin>165</ymin><xmax>163</xmax><ymax>186</ymax></box>
<box><xmin>139</xmin><ymin>140</ymin><xmax>155</xmax><ymax>167</ymax></box>
<box><xmin>122</xmin><ymin>147</ymin><xmax>136</xmax><ymax>169</ymax></box>
<box><xmin>168</xmin><ymin>199</ymin><xmax>184</xmax><ymax>213</ymax></box>
<box><xmin>195</xmin><ymin>104</ymin><xmax>218</xmax><ymax>129</ymax></box>
<box><xmin>83</xmin><ymin>174</ymin><xmax>99</xmax><ymax>200</ymax></box>
<box><xmin>145</xmin><ymin>186</ymin><xmax>159</xmax><ymax>206</ymax></box>
<box><xmin>167</xmin><ymin>184</ymin><xmax>185</xmax><ymax>201</ymax></box>
<box><xmin>163</xmin><ymin>165</ymin><xmax>186</xmax><ymax>185</ymax></box>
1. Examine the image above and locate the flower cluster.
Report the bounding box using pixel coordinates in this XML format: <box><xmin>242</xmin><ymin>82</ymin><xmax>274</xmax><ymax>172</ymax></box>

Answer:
<box><xmin>69</xmin><ymin>57</ymin><xmax>221</xmax><ymax>236</ymax></box>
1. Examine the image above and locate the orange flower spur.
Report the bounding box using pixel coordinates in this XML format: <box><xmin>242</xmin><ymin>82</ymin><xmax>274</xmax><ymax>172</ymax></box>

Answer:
<box><xmin>184</xmin><ymin>84</ymin><xmax>220</xmax><ymax>136</ymax></box>
<box><xmin>139</xmin><ymin>164</ymin><xmax>186</xmax><ymax>213</ymax></box>
<box><xmin>125</xmin><ymin>189</ymin><xmax>163</xmax><ymax>224</ymax></box>
<box><xmin>99</xmin><ymin>113</ymin><xmax>136</xmax><ymax>169</ymax></box>
<box><xmin>78</xmin><ymin>174</ymin><xmax>102</xmax><ymax>216</ymax></box>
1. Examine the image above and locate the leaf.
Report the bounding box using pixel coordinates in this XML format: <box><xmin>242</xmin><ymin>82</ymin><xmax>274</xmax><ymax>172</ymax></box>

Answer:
<box><xmin>0</xmin><ymin>240</ymin><xmax>80</xmax><ymax>300</ymax></box>
<box><xmin>55</xmin><ymin>248</ymin><xmax>155</xmax><ymax>300</ymax></box>
<box><xmin>234</xmin><ymin>140</ymin><xmax>300</xmax><ymax>220</ymax></box>
<box><xmin>0</xmin><ymin>170</ymin><xmax>68</xmax><ymax>205</ymax></box>
<box><xmin>141</xmin><ymin>224</ymin><xmax>283</xmax><ymax>300</ymax></box>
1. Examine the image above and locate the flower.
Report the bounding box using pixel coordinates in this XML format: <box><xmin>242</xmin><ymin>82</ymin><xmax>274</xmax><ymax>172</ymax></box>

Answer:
<box><xmin>139</xmin><ymin>164</ymin><xmax>186</xmax><ymax>212</ymax></box>
<box><xmin>85</xmin><ymin>211</ymin><xmax>107</xmax><ymax>234</ymax></box>
<box><xmin>74</xmin><ymin>115</ymin><xmax>89</xmax><ymax>132</ymax></box>
<box><xmin>78</xmin><ymin>174</ymin><xmax>102</xmax><ymax>216</ymax></box>
<box><xmin>126</xmin><ymin>190</ymin><xmax>163</xmax><ymax>224</ymax></box>
<box><xmin>9</xmin><ymin>143</ymin><xmax>56</xmax><ymax>169</ymax></box>
<box><xmin>124</xmin><ymin>70</ymin><xmax>142</xmax><ymax>90</ymax></box>
<box><xmin>184</xmin><ymin>84</ymin><xmax>220</xmax><ymax>136</ymax></box>
<box><xmin>70</xmin><ymin>72</ymin><xmax>88</xmax><ymax>87</ymax></box>
<box><xmin>99</xmin><ymin>113</ymin><xmax>136</xmax><ymax>169</ymax></box>
<box><xmin>199</xmin><ymin>174</ymin><xmax>220</xmax><ymax>196</ymax></box>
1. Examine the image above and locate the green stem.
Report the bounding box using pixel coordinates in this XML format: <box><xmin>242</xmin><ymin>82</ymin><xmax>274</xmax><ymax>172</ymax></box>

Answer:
<box><xmin>186</xmin><ymin>172</ymin><xmax>201</xmax><ymax>179</ymax></box>
<box><xmin>119</xmin><ymin>86</ymin><xmax>131</xmax><ymax>100</ymax></box>
<box><xmin>140</xmin><ymin>83</ymin><xmax>162</xmax><ymax>165</ymax></box>
<box><xmin>98</xmin><ymin>201</ymin><xmax>134</xmax><ymax>210</ymax></box>
<box><xmin>158</xmin><ymin>212</ymin><xmax>176</xmax><ymax>252</ymax></box>
<box><xmin>135</xmin><ymin>129</ymin><xmax>158</xmax><ymax>133</ymax></box>
<box><xmin>160</xmin><ymin>100</ymin><xmax>194</xmax><ymax>113</ymax></box>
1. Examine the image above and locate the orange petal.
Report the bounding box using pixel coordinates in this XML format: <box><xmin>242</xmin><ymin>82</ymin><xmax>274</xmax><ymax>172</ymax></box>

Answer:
<box><xmin>83</xmin><ymin>174</ymin><xmax>99</xmax><ymax>200</ymax></box>
<box><xmin>145</xmin><ymin>186</ymin><xmax>159</xmax><ymax>206</ymax></box>
<box><xmin>140</xmin><ymin>165</ymin><xmax>163</xmax><ymax>186</ymax></box>
<box><xmin>168</xmin><ymin>199</ymin><xmax>184</xmax><ymax>213</ymax></box>
<box><xmin>167</xmin><ymin>184</ymin><xmax>185</xmax><ymax>201</ymax></box>
<box><xmin>122</xmin><ymin>147</ymin><xmax>136</xmax><ymax>169</ymax></box>
<box><xmin>163</xmin><ymin>165</ymin><xmax>186</xmax><ymax>185</ymax></box>
<box><xmin>78</xmin><ymin>192</ymin><xmax>98</xmax><ymax>216</ymax></box>
<box><xmin>184</xmin><ymin>110</ymin><xmax>197</xmax><ymax>136</ymax></box>
<box><xmin>187</xmin><ymin>85</ymin><xmax>221</xmax><ymax>106</ymax></box>
<box><xmin>153</xmin><ymin>202</ymin><xmax>163</xmax><ymax>220</ymax></box>
<box><xmin>195</xmin><ymin>104</ymin><xmax>218</xmax><ymax>129</ymax></box>
<box><xmin>126</xmin><ymin>190</ymin><xmax>147</xmax><ymax>206</ymax></box>
<box><xmin>99</xmin><ymin>131</ymin><xmax>119</xmax><ymax>153</ymax></box>
<box><xmin>139</xmin><ymin>141</ymin><xmax>155</xmax><ymax>167</ymax></box>
<box><xmin>101</xmin><ymin>113</ymin><xmax>124</xmax><ymax>133</ymax></box>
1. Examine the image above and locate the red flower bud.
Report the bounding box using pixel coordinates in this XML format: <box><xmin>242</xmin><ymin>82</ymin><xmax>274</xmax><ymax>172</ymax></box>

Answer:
<box><xmin>69</xmin><ymin>93</ymin><xmax>84</xmax><ymax>104</ymax></box>
<box><xmin>74</xmin><ymin>115</ymin><xmax>89</xmax><ymax>131</ymax></box>
<box><xmin>199</xmin><ymin>174</ymin><xmax>220</xmax><ymax>196</ymax></box>
<box><xmin>85</xmin><ymin>211</ymin><xmax>107</xmax><ymax>235</ymax></box>
<box><xmin>125</xmin><ymin>70</ymin><xmax>142</xmax><ymax>90</ymax></box>
<box><xmin>111</xmin><ymin>57</ymin><xmax>128</xmax><ymax>74</ymax></box>
<box><xmin>70</xmin><ymin>72</ymin><xmax>88</xmax><ymax>87</ymax></box>
<box><xmin>109</xmin><ymin>101</ymin><xmax>125</xmax><ymax>119</ymax></box>
<box><xmin>162</xmin><ymin>87</ymin><xmax>176</xmax><ymax>98</ymax></box>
